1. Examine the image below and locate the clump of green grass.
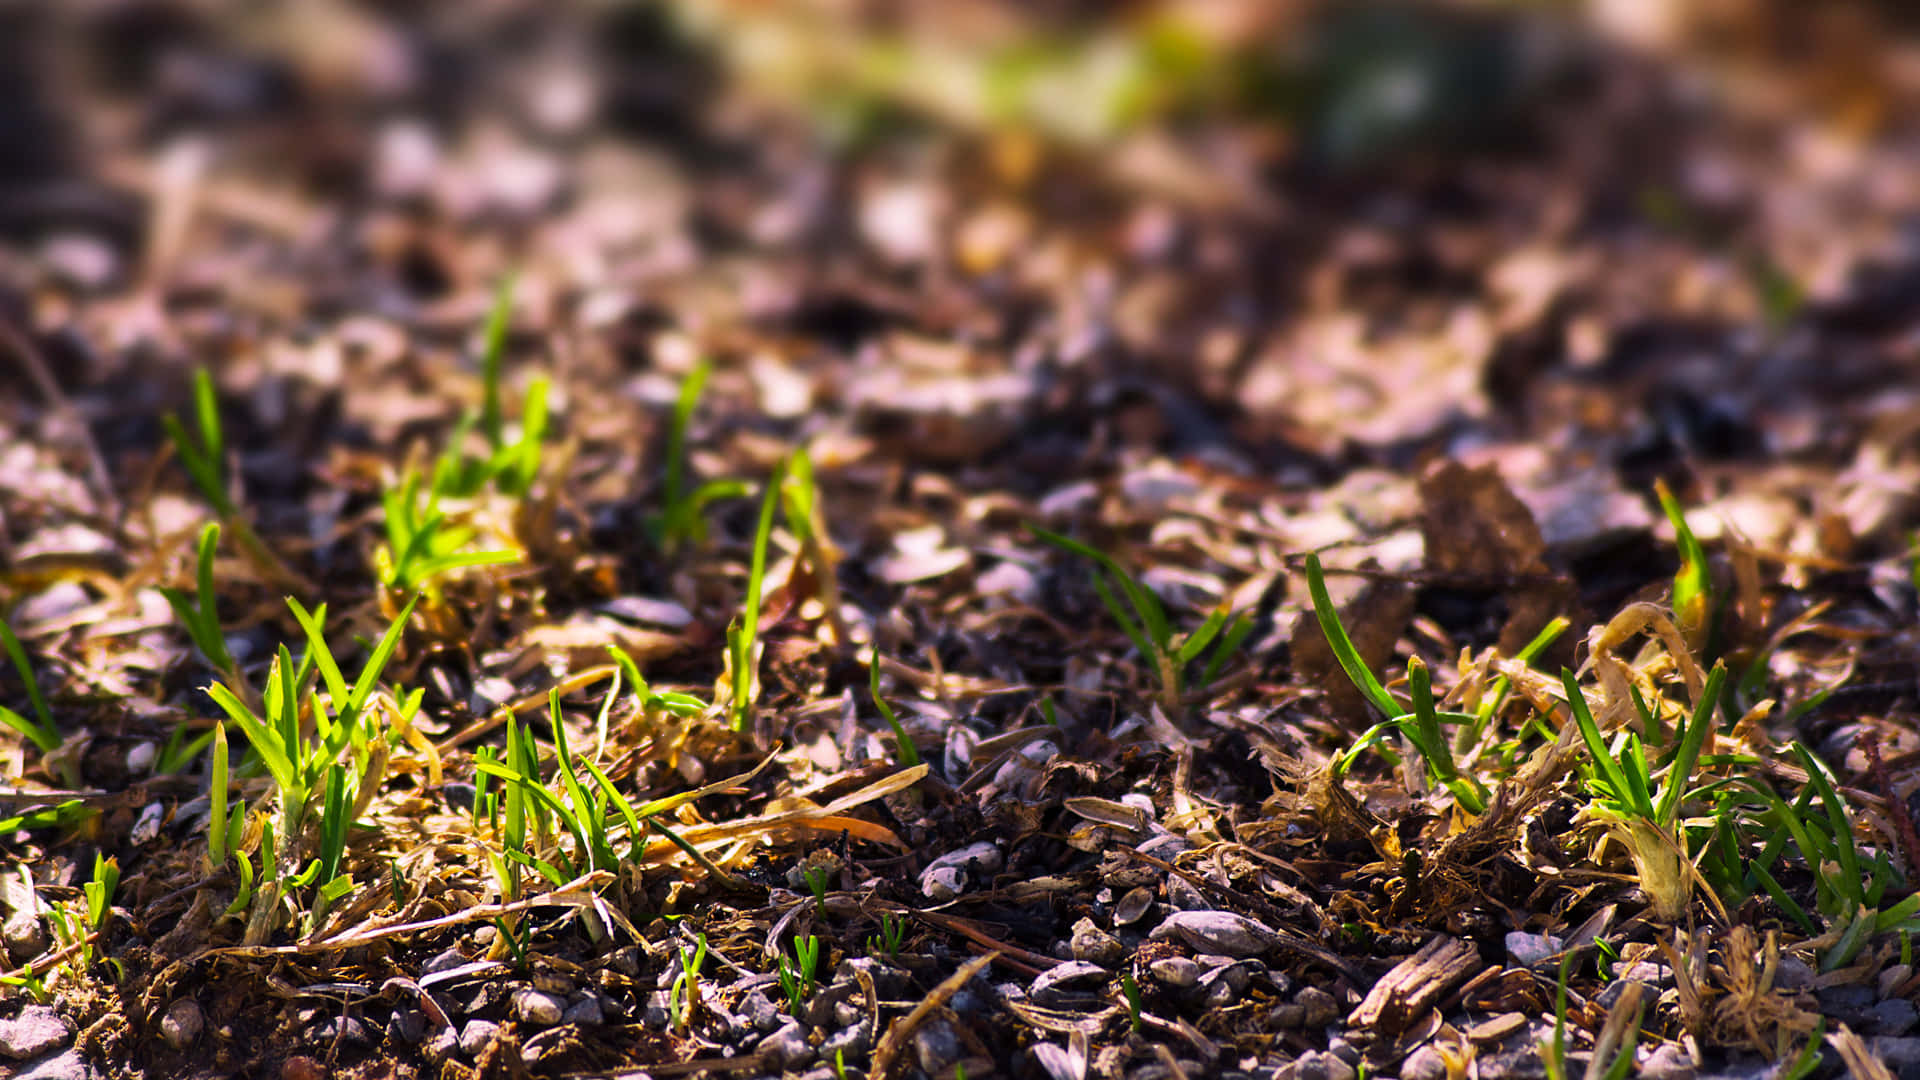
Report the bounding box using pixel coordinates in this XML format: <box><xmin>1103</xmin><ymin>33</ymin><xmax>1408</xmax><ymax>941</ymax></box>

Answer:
<box><xmin>472</xmin><ymin>685</ymin><xmax>746</xmax><ymax>921</ymax></box>
<box><xmin>1030</xmin><ymin>524</ymin><xmax>1251</xmax><ymax>714</ymax></box>
<box><xmin>669</xmin><ymin>931</ymin><xmax>709</xmax><ymax>1032</ymax></box>
<box><xmin>203</xmin><ymin>595</ymin><xmax>417</xmax><ymax>941</ymax></box>
<box><xmin>777</xmin><ymin>934</ymin><xmax>822</xmax><ymax>1013</ymax></box>
<box><xmin>868</xmin><ymin>911</ymin><xmax>907</xmax><ymax>959</ymax></box>
<box><xmin>376</xmin><ymin>466</ymin><xmax>520</xmax><ymax>595</ymax></box>
<box><xmin>1742</xmin><ymin>744</ymin><xmax>1920</xmax><ymax>969</ymax></box>
<box><xmin>1308</xmin><ymin>554</ymin><xmax>1488</xmax><ymax>814</ymax></box>
<box><xmin>1562</xmin><ymin>663</ymin><xmax>1727</xmax><ymax>922</ymax></box>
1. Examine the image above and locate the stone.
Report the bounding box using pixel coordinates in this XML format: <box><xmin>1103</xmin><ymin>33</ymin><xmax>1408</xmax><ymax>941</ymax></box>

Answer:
<box><xmin>421</xmin><ymin>948</ymin><xmax>470</xmax><ymax>977</ymax></box>
<box><xmin>387</xmin><ymin>1007</ymin><xmax>426</xmax><ymax>1045</ymax></box>
<box><xmin>514</xmin><ymin>989</ymin><xmax>564</xmax><ymax>1026</ymax></box>
<box><xmin>160</xmin><ymin>998</ymin><xmax>203</xmax><ymax>1051</ymax></box>
<box><xmin>1504</xmin><ymin>931</ymin><xmax>1563</xmax><ymax>968</ymax></box>
<box><xmin>1598</xmin><ymin>979</ymin><xmax>1654</xmax><ymax>1010</ymax></box>
<box><xmin>758</xmin><ymin>1021</ymin><xmax>813</xmax><ymax>1070</ymax></box>
<box><xmin>1030</xmin><ymin>961</ymin><xmax>1111</xmax><ymax>1007</ymax></box>
<box><xmin>562</xmin><ymin>995</ymin><xmax>605</xmax><ymax>1027</ymax></box>
<box><xmin>0</xmin><ymin>1005</ymin><xmax>72</xmax><ymax>1060</ymax></box>
<box><xmin>1149</xmin><ymin>910</ymin><xmax>1282</xmax><ymax>958</ymax></box>
<box><xmin>1872</xmin><ymin>998</ymin><xmax>1920</xmax><ymax>1037</ymax></box>
<box><xmin>423</xmin><ymin>1027</ymin><xmax>460</xmax><ymax>1062</ymax></box>
<box><xmin>1070</xmin><ymin>918</ymin><xmax>1126</xmax><ymax>967</ymax></box>
<box><xmin>919</xmin><ymin>843</ymin><xmax>1004</xmax><ymax>900</ymax></box>
<box><xmin>836</xmin><ymin>957</ymin><xmax>911</xmax><ymax>999</ymax></box>
<box><xmin>1641</xmin><ymin>1043</ymin><xmax>1695</xmax><ymax>1080</ymax></box>
<box><xmin>1150</xmin><ymin>957</ymin><xmax>1201</xmax><ymax>988</ymax></box>
<box><xmin>740</xmin><ymin>990</ymin><xmax>782</xmax><ymax>1034</ymax></box>
<box><xmin>1774</xmin><ymin>955</ymin><xmax>1816</xmax><ymax>990</ymax></box>
<box><xmin>17</xmin><ymin>1049</ymin><xmax>97</xmax><ymax>1080</ymax></box>
<box><xmin>642</xmin><ymin>989</ymin><xmax>671</xmax><ymax>1030</ymax></box>
<box><xmin>1295</xmin><ymin>985</ymin><xmax>1337</xmax><ymax>1028</ymax></box>
<box><xmin>458</xmin><ymin>1019</ymin><xmax>500</xmax><ymax>1057</ymax></box>
<box><xmin>1401</xmin><ymin>1045</ymin><xmax>1448</xmax><ymax>1080</ymax></box>
<box><xmin>1874</xmin><ymin>1036</ymin><xmax>1920</xmax><ymax>1080</ymax></box>
<box><xmin>1282</xmin><ymin>1050</ymin><xmax>1354</xmax><ymax>1080</ymax></box>
<box><xmin>308</xmin><ymin>1016</ymin><xmax>370</xmax><ymax>1048</ymax></box>
<box><xmin>3</xmin><ymin>912</ymin><xmax>48</xmax><ymax>964</ymax></box>
<box><xmin>822</xmin><ymin>1017</ymin><xmax>874</xmax><ymax>1061</ymax></box>
<box><xmin>913</xmin><ymin>1020</ymin><xmax>962</xmax><ymax>1074</ymax></box>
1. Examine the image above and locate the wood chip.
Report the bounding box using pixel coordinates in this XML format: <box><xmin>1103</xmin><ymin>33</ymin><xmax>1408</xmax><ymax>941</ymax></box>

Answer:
<box><xmin>1346</xmin><ymin>935</ymin><xmax>1482</xmax><ymax>1038</ymax></box>
<box><xmin>1466</xmin><ymin>1011</ymin><xmax>1528</xmax><ymax>1045</ymax></box>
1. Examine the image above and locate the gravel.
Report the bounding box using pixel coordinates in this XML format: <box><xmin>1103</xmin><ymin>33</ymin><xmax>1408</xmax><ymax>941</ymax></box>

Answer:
<box><xmin>0</xmin><ymin>1006</ymin><xmax>72</xmax><ymax>1061</ymax></box>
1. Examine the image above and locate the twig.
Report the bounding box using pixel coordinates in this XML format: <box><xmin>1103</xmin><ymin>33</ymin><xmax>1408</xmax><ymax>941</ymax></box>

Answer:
<box><xmin>871</xmin><ymin>951</ymin><xmax>996</xmax><ymax>1080</ymax></box>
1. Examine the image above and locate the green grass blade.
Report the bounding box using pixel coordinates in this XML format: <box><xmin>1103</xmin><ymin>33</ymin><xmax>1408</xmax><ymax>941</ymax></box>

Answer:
<box><xmin>1657</xmin><ymin>664</ymin><xmax>1725</xmax><ymax>827</ymax></box>
<box><xmin>665</xmin><ymin>361</ymin><xmax>713</xmax><ymax>514</ymax></box>
<box><xmin>0</xmin><ymin>621</ymin><xmax>53</xmax><ymax>738</ymax></box>
<box><xmin>731</xmin><ymin>462</ymin><xmax>785</xmax><ymax>731</ymax></box>
<box><xmin>1656</xmin><ymin>478</ymin><xmax>1710</xmax><ymax>635</ymax></box>
<box><xmin>1561</xmin><ymin>670</ymin><xmax>1637</xmax><ymax>807</ymax></box>
<box><xmin>208</xmin><ymin>721</ymin><xmax>230</xmax><ymax>866</ymax></box>
<box><xmin>1091</xmin><ymin>572</ymin><xmax>1158</xmax><ymax>671</ymax></box>
<box><xmin>1198</xmin><ymin>612</ymin><xmax>1254</xmax><ymax>689</ymax></box>
<box><xmin>287</xmin><ymin>599</ymin><xmax>349</xmax><ymax>712</ymax></box>
<box><xmin>869</xmin><ymin>644</ymin><xmax>920</xmax><ymax>767</ymax></box>
<box><xmin>192</xmin><ymin>368</ymin><xmax>224</xmax><ymax>475</ymax></box>
<box><xmin>479</xmin><ymin>273</ymin><xmax>517</xmax><ymax>449</ymax></box>
<box><xmin>206</xmin><ymin>681</ymin><xmax>294</xmax><ymax>792</ymax></box>
<box><xmin>1305</xmin><ymin>554</ymin><xmax>1404</xmax><ymax>720</ymax></box>
<box><xmin>1174</xmin><ymin>605</ymin><xmax>1231</xmax><ymax>665</ymax></box>
<box><xmin>0</xmin><ymin>706</ymin><xmax>58</xmax><ymax>754</ymax></box>
<box><xmin>1792</xmin><ymin>743</ymin><xmax>1863</xmax><ymax>905</ymax></box>
<box><xmin>347</xmin><ymin>594</ymin><xmax>418</xmax><ymax>722</ymax></box>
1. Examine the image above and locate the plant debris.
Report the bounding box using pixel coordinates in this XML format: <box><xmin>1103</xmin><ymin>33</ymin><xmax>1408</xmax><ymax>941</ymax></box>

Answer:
<box><xmin>4</xmin><ymin>2</ymin><xmax>1920</xmax><ymax>1079</ymax></box>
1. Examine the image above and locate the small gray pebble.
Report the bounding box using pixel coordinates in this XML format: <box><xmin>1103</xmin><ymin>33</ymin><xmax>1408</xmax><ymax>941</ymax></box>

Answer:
<box><xmin>1598</xmin><ymin>979</ymin><xmax>1653</xmax><ymax>1010</ymax></box>
<box><xmin>310</xmin><ymin>1016</ymin><xmax>370</xmax><ymax>1048</ymax></box>
<box><xmin>562</xmin><ymin>995</ymin><xmax>604</xmax><ymax>1027</ymax></box>
<box><xmin>913</xmin><ymin>1019</ymin><xmax>962</xmax><ymax>1073</ymax></box>
<box><xmin>1504</xmin><ymin>930</ymin><xmax>1563</xmax><ymax>968</ymax></box>
<box><xmin>459</xmin><ymin>1019</ymin><xmax>500</xmax><ymax>1057</ymax></box>
<box><xmin>740</xmin><ymin>990</ymin><xmax>782</xmax><ymax>1034</ymax></box>
<box><xmin>1295</xmin><ymin>985</ymin><xmax>1337</xmax><ymax>1028</ymax></box>
<box><xmin>1401</xmin><ymin>1046</ymin><xmax>1447</xmax><ymax>1080</ymax></box>
<box><xmin>1872</xmin><ymin>998</ymin><xmax>1920</xmax><ymax>1037</ymax></box>
<box><xmin>161</xmin><ymin>999</ymin><xmax>203</xmax><ymax>1051</ymax></box>
<box><xmin>387</xmin><ymin>1007</ymin><xmax>426</xmax><ymax>1045</ymax></box>
<box><xmin>1774</xmin><ymin>956</ymin><xmax>1815</xmax><ymax>990</ymax></box>
<box><xmin>1641</xmin><ymin>1043</ymin><xmax>1696</xmax><ymax>1080</ymax></box>
<box><xmin>514</xmin><ymin>989</ymin><xmax>565</xmax><ymax>1027</ymax></box>
<box><xmin>758</xmin><ymin>1021</ymin><xmax>813</xmax><ymax>1070</ymax></box>
<box><xmin>822</xmin><ymin>1017</ymin><xmax>874</xmax><ymax>1061</ymax></box>
<box><xmin>421</xmin><ymin>948</ymin><xmax>469</xmax><ymax>977</ymax></box>
<box><xmin>15</xmin><ymin>1048</ymin><xmax>97</xmax><ymax>1080</ymax></box>
<box><xmin>0</xmin><ymin>1004</ymin><xmax>72</xmax><ymax>1060</ymax></box>
<box><xmin>424</xmin><ymin>1027</ymin><xmax>460</xmax><ymax>1062</ymax></box>
<box><xmin>1151</xmin><ymin>957</ymin><xmax>1200</xmax><ymax>988</ymax></box>
<box><xmin>642</xmin><ymin>989</ymin><xmax>672</xmax><ymax>1031</ymax></box>
<box><xmin>1070</xmin><ymin>917</ymin><xmax>1127</xmax><ymax>967</ymax></box>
